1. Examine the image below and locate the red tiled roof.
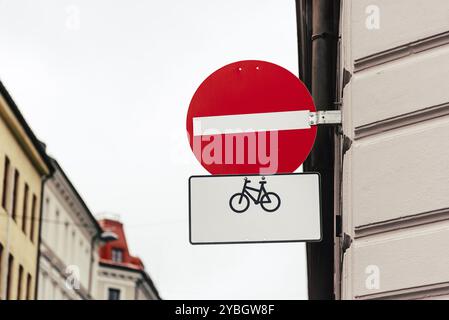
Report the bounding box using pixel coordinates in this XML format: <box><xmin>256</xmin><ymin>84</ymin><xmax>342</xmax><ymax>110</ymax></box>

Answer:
<box><xmin>98</xmin><ymin>218</ymin><xmax>144</xmax><ymax>270</ymax></box>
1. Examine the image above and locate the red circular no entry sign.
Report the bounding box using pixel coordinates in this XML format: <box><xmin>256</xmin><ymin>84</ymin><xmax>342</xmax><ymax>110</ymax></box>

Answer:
<box><xmin>186</xmin><ymin>60</ymin><xmax>316</xmax><ymax>175</ymax></box>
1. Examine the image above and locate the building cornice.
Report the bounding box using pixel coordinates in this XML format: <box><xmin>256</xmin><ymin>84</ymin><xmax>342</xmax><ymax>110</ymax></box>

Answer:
<box><xmin>41</xmin><ymin>242</ymin><xmax>90</xmax><ymax>299</ymax></box>
<box><xmin>99</xmin><ymin>261</ymin><xmax>161</xmax><ymax>299</ymax></box>
<box><xmin>0</xmin><ymin>81</ymin><xmax>52</xmax><ymax>176</ymax></box>
<box><xmin>47</xmin><ymin>159</ymin><xmax>103</xmax><ymax>238</ymax></box>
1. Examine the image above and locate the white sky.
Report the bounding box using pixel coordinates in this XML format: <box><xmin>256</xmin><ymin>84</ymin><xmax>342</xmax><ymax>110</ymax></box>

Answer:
<box><xmin>0</xmin><ymin>0</ymin><xmax>308</xmax><ymax>299</ymax></box>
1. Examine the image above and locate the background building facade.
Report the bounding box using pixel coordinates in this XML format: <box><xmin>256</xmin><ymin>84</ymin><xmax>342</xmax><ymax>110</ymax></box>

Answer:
<box><xmin>0</xmin><ymin>81</ymin><xmax>159</xmax><ymax>301</ymax></box>
<box><xmin>0</xmin><ymin>81</ymin><xmax>52</xmax><ymax>300</ymax></box>
<box><xmin>96</xmin><ymin>217</ymin><xmax>160</xmax><ymax>300</ymax></box>
<box><xmin>38</xmin><ymin>159</ymin><xmax>103</xmax><ymax>300</ymax></box>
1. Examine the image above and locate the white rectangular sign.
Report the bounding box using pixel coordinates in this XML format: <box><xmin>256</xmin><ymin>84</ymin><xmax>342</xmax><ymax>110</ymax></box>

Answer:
<box><xmin>189</xmin><ymin>173</ymin><xmax>322</xmax><ymax>244</ymax></box>
<box><xmin>193</xmin><ymin>110</ymin><xmax>311</xmax><ymax>136</ymax></box>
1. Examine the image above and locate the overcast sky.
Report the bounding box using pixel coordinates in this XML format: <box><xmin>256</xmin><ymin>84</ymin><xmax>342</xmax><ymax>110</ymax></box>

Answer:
<box><xmin>0</xmin><ymin>0</ymin><xmax>308</xmax><ymax>299</ymax></box>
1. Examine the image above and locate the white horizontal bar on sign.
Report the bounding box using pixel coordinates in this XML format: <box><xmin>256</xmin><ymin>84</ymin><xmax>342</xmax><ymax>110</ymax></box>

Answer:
<box><xmin>193</xmin><ymin>110</ymin><xmax>311</xmax><ymax>136</ymax></box>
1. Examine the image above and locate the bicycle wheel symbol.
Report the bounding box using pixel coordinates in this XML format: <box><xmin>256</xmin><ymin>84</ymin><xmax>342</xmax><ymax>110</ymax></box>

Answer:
<box><xmin>229</xmin><ymin>177</ymin><xmax>281</xmax><ymax>213</ymax></box>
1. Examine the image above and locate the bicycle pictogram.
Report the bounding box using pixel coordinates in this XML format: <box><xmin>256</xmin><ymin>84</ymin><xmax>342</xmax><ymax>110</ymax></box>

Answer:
<box><xmin>229</xmin><ymin>177</ymin><xmax>281</xmax><ymax>213</ymax></box>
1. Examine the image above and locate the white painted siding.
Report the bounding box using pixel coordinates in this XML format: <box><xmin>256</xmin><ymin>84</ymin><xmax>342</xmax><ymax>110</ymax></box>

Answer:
<box><xmin>352</xmin><ymin>45</ymin><xmax>449</xmax><ymax>126</ymax></box>
<box><xmin>340</xmin><ymin>0</ymin><xmax>449</xmax><ymax>300</ymax></box>
<box><xmin>352</xmin><ymin>0</ymin><xmax>449</xmax><ymax>60</ymax></box>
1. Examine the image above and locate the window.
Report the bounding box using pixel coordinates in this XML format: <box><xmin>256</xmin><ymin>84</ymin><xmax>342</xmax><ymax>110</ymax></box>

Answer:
<box><xmin>26</xmin><ymin>273</ymin><xmax>32</xmax><ymax>300</ymax></box>
<box><xmin>51</xmin><ymin>280</ymin><xmax>56</xmax><ymax>299</ymax></box>
<box><xmin>54</xmin><ymin>210</ymin><xmax>60</xmax><ymax>245</ymax></box>
<box><xmin>0</xmin><ymin>243</ymin><xmax>3</xmax><ymax>290</ymax></box>
<box><xmin>64</xmin><ymin>222</ymin><xmax>69</xmax><ymax>260</ymax></box>
<box><xmin>17</xmin><ymin>265</ymin><xmax>23</xmax><ymax>300</ymax></box>
<box><xmin>30</xmin><ymin>194</ymin><xmax>37</xmax><ymax>242</ymax></box>
<box><xmin>22</xmin><ymin>184</ymin><xmax>29</xmax><ymax>233</ymax></box>
<box><xmin>6</xmin><ymin>253</ymin><xmax>13</xmax><ymax>300</ymax></box>
<box><xmin>111</xmin><ymin>248</ymin><xmax>124</xmax><ymax>263</ymax></box>
<box><xmin>71</xmin><ymin>230</ymin><xmax>76</xmax><ymax>263</ymax></box>
<box><xmin>38</xmin><ymin>272</ymin><xmax>45</xmax><ymax>299</ymax></box>
<box><xmin>11</xmin><ymin>169</ymin><xmax>19</xmax><ymax>221</ymax></box>
<box><xmin>41</xmin><ymin>198</ymin><xmax>50</xmax><ymax>237</ymax></box>
<box><xmin>108</xmin><ymin>288</ymin><xmax>121</xmax><ymax>300</ymax></box>
<box><xmin>2</xmin><ymin>156</ymin><xmax>10</xmax><ymax>211</ymax></box>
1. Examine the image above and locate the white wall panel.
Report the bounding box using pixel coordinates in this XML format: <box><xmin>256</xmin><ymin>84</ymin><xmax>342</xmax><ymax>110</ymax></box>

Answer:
<box><xmin>352</xmin><ymin>115</ymin><xmax>449</xmax><ymax>227</ymax></box>
<box><xmin>352</xmin><ymin>0</ymin><xmax>449</xmax><ymax>60</ymax></box>
<box><xmin>353</xmin><ymin>45</ymin><xmax>449</xmax><ymax>127</ymax></box>
<box><xmin>352</xmin><ymin>222</ymin><xmax>449</xmax><ymax>298</ymax></box>
<box><xmin>341</xmin><ymin>1</ymin><xmax>449</xmax><ymax>300</ymax></box>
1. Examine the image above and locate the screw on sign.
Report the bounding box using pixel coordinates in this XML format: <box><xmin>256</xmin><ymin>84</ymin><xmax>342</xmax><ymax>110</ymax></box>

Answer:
<box><xmin>186</xmin><ymin>60</ymin><xmax>317</xmax><ymax>175</ymax></box>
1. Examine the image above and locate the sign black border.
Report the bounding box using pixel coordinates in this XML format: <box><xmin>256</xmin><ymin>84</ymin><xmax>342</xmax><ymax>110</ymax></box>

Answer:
<box><xmin>188</xmin><ymin>172</ymin><xmax>323</xmax><ymax>245</ymax></box>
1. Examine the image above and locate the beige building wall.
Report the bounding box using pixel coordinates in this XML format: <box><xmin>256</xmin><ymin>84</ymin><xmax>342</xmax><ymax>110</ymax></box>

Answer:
<box><xmin>340</xmin><ymin>0</ymin><xmax>449</xmax><ymax>299</ymax></box>
<box><xmin>96</xmin><ymin>264</ymin><xmax>159</xmax><ymax>300</ymax></box>
<box><xmin>0</xmin><ymin>89</ymin><xmax>50</xmax><ymax>300</ymax></box>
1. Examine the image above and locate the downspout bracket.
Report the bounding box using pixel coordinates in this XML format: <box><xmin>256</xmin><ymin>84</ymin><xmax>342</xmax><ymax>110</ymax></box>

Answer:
<box><xmin>309</xmin><ymin>110</ymin><xmax>342</xmax><ymax>125</ymax></box>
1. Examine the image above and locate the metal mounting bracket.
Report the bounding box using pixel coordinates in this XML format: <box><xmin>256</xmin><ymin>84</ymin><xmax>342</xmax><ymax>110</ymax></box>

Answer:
<box><xmin>309</xmin><ymin>110</ymin><xmax>342</xmax><ymax>126</ymax></box>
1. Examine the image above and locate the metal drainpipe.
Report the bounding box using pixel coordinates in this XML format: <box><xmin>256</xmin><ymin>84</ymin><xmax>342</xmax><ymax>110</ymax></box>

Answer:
<box><xmin>297</xmin><ymin>0</ymin><xmax>340</xmax><ymax>300</ymax></box>
<box><xmin>34</xmin><ymin>173</ymin><xmax>53</xmax><ymax>300</ymax></box>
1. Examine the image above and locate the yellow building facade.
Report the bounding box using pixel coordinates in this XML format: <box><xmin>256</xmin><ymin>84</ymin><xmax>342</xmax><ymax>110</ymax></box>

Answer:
<box><xmin>0</xmin><ymin>81</ymin><xmax>52</xmax><ymax>300</ymax></box>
